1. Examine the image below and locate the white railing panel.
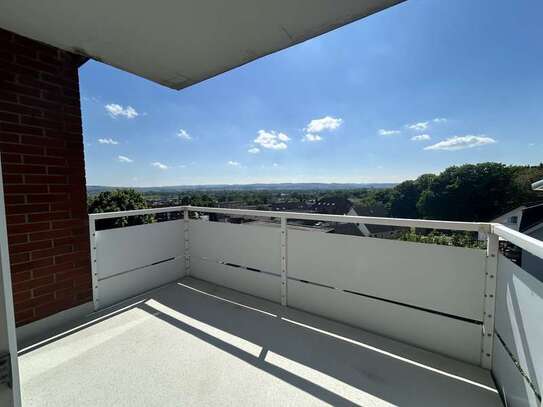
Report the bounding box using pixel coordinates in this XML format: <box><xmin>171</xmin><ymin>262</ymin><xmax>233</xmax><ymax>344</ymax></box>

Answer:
<box><xmin>96</xmin><ymin>220</ymin><xmax>185</xmax><ymax>279</ymax></box>
<box><xmin>288</xmin><ymin>280</ymin><xmax>482</xmax><ymax>364</ymax></box>
<box><xmin>494</xmin><ymin>254</ymin><xmax>542</xmax><ymax>402</ymax></box>
<box><xmin>191</xmin><ymin>257</ymin><xmax>281</xmax><ymax>303</ymax></box>
<box><xmin>492</xmin><ymin>336</ymin><xmax>540</xmax><ymax>407</ymax></box>
<box><xmin>98</xmin><ymin>258</ymin><xmax>184</xmax><ymax>309</ymax></box>
<box><xmin>189</xmin><ymin>220</ymin><xmax>281</xmax><ymax>274</ymax></box>
<box><xmin>288</xmin><ymin>230</ymin><xmax>487</xmax><ymax>321</ymax></box>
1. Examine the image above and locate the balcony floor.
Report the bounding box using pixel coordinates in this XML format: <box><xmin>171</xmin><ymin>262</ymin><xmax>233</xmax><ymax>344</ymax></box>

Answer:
<box><xmin>19</xmin><ymin>277</ymin><xmax>501</xmax><ymax>406</ymax></box>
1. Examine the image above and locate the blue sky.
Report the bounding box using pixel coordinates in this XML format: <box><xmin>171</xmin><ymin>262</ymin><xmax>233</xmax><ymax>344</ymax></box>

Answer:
<box><xmin>80</xmin><ymin>0</ymin><xmax>543</xmax><ymax>186</ymax></box>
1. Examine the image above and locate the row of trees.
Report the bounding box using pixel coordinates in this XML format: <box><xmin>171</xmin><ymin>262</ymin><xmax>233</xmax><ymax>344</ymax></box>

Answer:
<box><xmin>87</xmin><ymin>189</ymin><xmax>151</xmax><ymax>229</ymax></box>
<box><xmin>360</xmin><ymin>163</ymin><xmax>543</xmax><ymax>222</ymax></box>
<box><xmin>87</xmin><ymin>163</ymin><xmax>543</xmax><ymax>226</ymax></box>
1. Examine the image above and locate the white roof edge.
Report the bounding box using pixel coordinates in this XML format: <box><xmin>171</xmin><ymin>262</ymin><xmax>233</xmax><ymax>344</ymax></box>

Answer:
<box><xmin>532</xmin><ymin>179</ymin><xmax>543</xmax><ymax>191</ymax></box>
<box><xmin>0</xmin><ymin>0</ymin><xmax>405</xmax><ymax>90</ymax></box>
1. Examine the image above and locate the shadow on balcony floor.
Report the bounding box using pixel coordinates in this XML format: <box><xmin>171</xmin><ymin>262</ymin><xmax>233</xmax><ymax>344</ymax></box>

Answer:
<box><xmin>19</xmin><ymin>277</ymin><xmax>502</xmax><ymax>406</ymax></box>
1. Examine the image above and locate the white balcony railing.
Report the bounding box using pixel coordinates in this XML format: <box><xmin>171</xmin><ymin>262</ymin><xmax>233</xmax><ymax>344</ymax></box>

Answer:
<box><xmin>89</xmin><ymin>206</ymin><xmax>543</xmax><ymax>407</ymax></box>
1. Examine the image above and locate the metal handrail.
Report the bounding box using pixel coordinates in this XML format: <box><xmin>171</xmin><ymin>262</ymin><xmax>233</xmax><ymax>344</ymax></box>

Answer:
<box><xmin>88</xmin><ymin>205</ymin><xmax>543</xmax><ymax>257</ymax></box>
<box><xmin>89</xmin><ymin>205</ymin><xmax>491</xmax><ymax>233</ymax></box>
<box><xmin>492</xmin><ymin>223</ymin><xmax>543</xmax><ymax>259</ymax></box>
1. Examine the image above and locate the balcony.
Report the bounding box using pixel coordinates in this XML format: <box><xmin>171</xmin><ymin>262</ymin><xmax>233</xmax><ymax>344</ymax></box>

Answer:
<box><xmin>18</xmin><ymin>206</ymin><xmax>543</xmax><ymax>406</ymax></box>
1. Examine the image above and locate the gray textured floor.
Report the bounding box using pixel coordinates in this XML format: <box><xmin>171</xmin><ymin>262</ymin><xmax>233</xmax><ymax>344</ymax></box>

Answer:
<box><xmin>19</xmin><ymin>277</ymin><xmax>502</xmax><ymax>406</ymax></box>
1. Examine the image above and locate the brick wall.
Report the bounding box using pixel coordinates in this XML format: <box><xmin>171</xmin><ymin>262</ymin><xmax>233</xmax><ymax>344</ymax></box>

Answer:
<box><xmin>0</xmin><ymin>28</ymin><xmax>92</xmax><ymax>326</ymax></box>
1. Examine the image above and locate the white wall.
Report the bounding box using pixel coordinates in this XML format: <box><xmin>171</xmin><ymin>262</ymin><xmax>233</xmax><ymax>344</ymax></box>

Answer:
<box><xmin>522</xmin><ymin>226</ymin><xmax>543</xmax><ymax>279</ymax></box>
<box><xmin>493</xmin><ymin>254</ymin><xmax>543</xmax><ymax>406</ymax></box>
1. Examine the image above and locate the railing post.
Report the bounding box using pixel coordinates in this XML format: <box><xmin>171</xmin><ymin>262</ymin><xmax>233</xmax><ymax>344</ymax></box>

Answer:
<box><xmin>280</xmin><ymin>217</ymin><xmax>288</xmax><ymax>306</ymax></box>
<box><xmin>481</xmin><ymin>232</ymin><xmax>499</xmax><ymax>369</ymax></box>
<box><xmin>184</xmin><ymin>209</ymin><xmax>190</xmax><ymax>276</ymax></box>
<box><xmin>89</xmin><ymin>217</ymin><xmax>99</xmax><ymax>310</ymax></box>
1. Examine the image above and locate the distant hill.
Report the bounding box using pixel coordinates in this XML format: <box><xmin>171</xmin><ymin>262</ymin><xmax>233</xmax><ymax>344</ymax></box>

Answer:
<box><xmin>87</xmin><ymin>183</ymin><xmax>397</xmax><ymax>194</ymax></box>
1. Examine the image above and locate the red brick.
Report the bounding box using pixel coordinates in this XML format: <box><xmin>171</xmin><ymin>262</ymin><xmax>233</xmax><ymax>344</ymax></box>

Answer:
<box><xmin>0</xmin><ymin>133</ymin><xmax>20</xmax><ymax>143</ymax></box>
<box><xmin>17</xmin><ymin>293</ymin><xmax>55</xmax><ymax>311</ymax></box>
<box><xmin>6</xmin><ymin>214</ymin><xmax>26</xmax><ymax>225</ymax></box>
<box><xmin>23</xmin><ymin>155</ymin><xmax>65</xmax><ymax>166</ymax></box>
<box><xmin>2</xmin><ymin>29</ymin><xmax>90</xmax><ymax>326</ymax></box>
<box><xmin>76</xmin><ymin>289</ymin><xmax>92</xmax><ymax>302</ymax></box>
<box><xmin>25</xmin><ymin>174</ymin><xmax>67</xmax><ymax>184</ymax></box>
<box><xmin>3</xmin><ymin>174</ymin><xmax>23</xmax><ymax>184</ymax></box>
<box><xmin>8</xmin><ymin>234</ymin><xmax>28</xmax><ymax>245</ymax></box>
<box><xmin>4</xmin><ymin>184</ymin><xmax>48</xmax><ymax>194</ymax></box>
<box><xmin>73</xmin><ymin>273</ymin><xmax>92</xmax><ymax>287</ymax></box>
<box><xmin>10</xmin><ymin>252</ymin><xmax>30</xmax><ymax>264</ymax></box>
<box><xmin>13</xmin><ymin>274</ymin><xmax>54</xmax><ymax>292</ymax></box>
<box><xmin>15</xmin><ymin>309</ymin><xmax>35</xmax><ymax>325</ymax></box>
<box><xmin>29</xmin><ymin>211</ymin><xmax>69</xmax><ymax>222</ymax></box>
<box><xmin>5</xmin><ymin>195</ymin><xmax>25</xmax><ymax>205</ymax></box>
<box><xmin>37</xmin><ymin>51</ymin><xmax>60</xmax><ymax>65</ymax></box>
<box><xmin>52</xmin><ymin>219</ymin><xmax>83</xmax><ymax>229</ymax></box>
<box><xmin>0</xmin><ymin>142</ymin><xmax>43</xmax><ymax>155</ymax></box>
<box><xmin>31</xmin><ymin>244</ymin><xmax>73</xmax><ymax>260</ymax></box>
<box><xmin>48</xmin><ymin>184</ymin><xmax>72</xmax><ymax>193</ymax></box>
<box><xmin>29</xmin><ymin>228</ymin><xmax>71</xmax><ymax>242</ymax></box>
<box><xmin>21</xmin><ymin>134</ymin><xmax>66</xmax><ymax>147</ymax></box>
<box><xmin>54</xmin><ymin>251</ymin><xmax>88</xmax><ymax>265</ymax></box>
<box><xmin>32</xmin><ymin>262</ymin><xmax>74</xmax><ymax>278</ymax></box>
<box><xmin>34</xmin><ymin>298</ymin><xmax>75</xmax><ymax>320</ymax></box>
<box><xmin>27</xmin><ymin>194</ymin><xmax>66</xmax><ymax>204</ymax></box>
<box><xmin>1</xmin><ymin>82</ymin><xmax>41</xmax><ymax>98</ymax></box>
<box><xmin>10</xmin><ymin>257</ymin><xmax>54</xmax><ymax>274</ymax></box>
<box><xmin>3</xmin><ymin>164</ymin><xmax>46</xmax><ymax>174</ymax></box>
<box><xmin>53</xmin><ymin>236</ymin><xmax>76</xmax><ymax>246</ymax></box>
<box><xmin>0</xmin><ymin>91</ymin><xmax>18</xmax><ymax>103</ymax></box>
<box><xmin>6</xmin><ymin>203</ymin><xmax>49</xmax><ymax>214</ymax></box>
<box><xmin>10</xmin><ymin>240</ymin><xmax>52</xmax><ymax>254</ymax></box>
<box><xmin>9</xmin><ymin>221</ymin><xmax>50</xmax><ymax>234</ymax></box>
<box><xmin>1</xmin><ymin>152</ymin><xmax>22</xmax><ymax>163</ymax></box>
<box><xmin>0</xmin><ymin>122</ymin><xmax>44</xmax><ymax>135</ymax></box>
<box><xmin>13</xmin><ymin>290</ymin><xmax>32</xmax><ymax>305</ymax></box>
<box><xmin>18</xmin><ymin>95</ymin><xmax>62</xmax><ymax>113</ymax></box>
<box><xmin>11</xmin><ymin>272</ymin><xmax>31</xmax><ymax>285</ymax></box>
<box><xmin>33</xmin><ymin>280</ymin><xmax>74</xmax><ymax>297</ymax></box>
<box><xmin>15</xmin><ymin>54</ymin><xmax>60</xmax><ymax>75</ymax></box>
<box><xmin>0</xmin><ymin>101</ymin><xmax>43</xmax><ymax>117</ymax></box>
<box><xmin>0</xmin><ymin>111</ymin><xmax>19</xmax><ymax>123</ymax></box>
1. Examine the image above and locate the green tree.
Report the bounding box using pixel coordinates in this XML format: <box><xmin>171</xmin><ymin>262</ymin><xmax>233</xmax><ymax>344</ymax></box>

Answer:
<box><xmin>416</xmin><ymin>163</ymin><xmax>518</xmax><ymax>221</ymax></box>
<box><xmin>88</xmin><ymin>189</ymin><xmax>151</xmax><ymax>230</ymax></box>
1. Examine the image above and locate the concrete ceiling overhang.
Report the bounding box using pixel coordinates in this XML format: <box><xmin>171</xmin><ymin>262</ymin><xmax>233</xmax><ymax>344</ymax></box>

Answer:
<box><xmin>0</xmin><ymin>0</ymin><xmax>403</xmax><ymax>89</ymax></box>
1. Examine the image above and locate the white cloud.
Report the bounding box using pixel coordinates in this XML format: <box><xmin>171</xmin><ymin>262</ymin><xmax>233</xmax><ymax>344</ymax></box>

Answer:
<box><xmin>303</xmin><ymin>133</ymin><xmax>323</xmax><ymax>142</ymax></box>
<box><xmin>254</xmin><ymin>130</ymin><xmax>290</xmax><ymax>150</ymax></box>
<box><xmin>248</xmin><ymin>147</ymin><xmax>260</xmax><ymax>154</ymax></box>
<box><xmin>433</xmin><ymin>117</ymin><xmax>447</xmax><ymax>123</ymax></box>
<box><xmin>305</xmin><ymin>116</ymin><xmax>343</xmax><ymax>133</ymax></box>
<box><xmin>151</xmin><ymin>161</ymin><xmax>168</xmax><ymax>170</ymax></box>
<box><xmin>177</xmin><ymin>129</ymin><xmax>192</xmax><ymax>140</ymax></box>
<box><xmin>117</xmin><ymin>155</ymin><xmax>133</xmax><ymax>163</ymax></box>
<box><xmin>227</xmin><ymin>160</ymin><xmax>241</xmax><ymax>166</ymax></box>
<box><xmin>98</xmin><ymin>138</ymin><xmax>119</xmax><ymax>145</ymax></box>
<box><xmin>105</xmin><ymin>104</ymin><xmax>139</xmax><ymax>119</ymax></box>
<box><xmin>411</xmin><ymin>134</ymin><xmax>431</xmax><ymax>141</ymax></box>
<box><xmin>424</xmin><ymin>135</ymin><xmax>497</xmax><ymax>151</ymax></box>
<box><xmin>272</xmin><ymin>163</ymin><xmax>279</xmax><ymax>167</ymax></box>
<box><xmin>407</xmin><ymin>121</ymin><xmax>429</xmax><ymax>131</ymax></box>
<box><xmin>378</xmin><ymin>129</ymin><xmax>400</xmax><ymax>136</ymax></box>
